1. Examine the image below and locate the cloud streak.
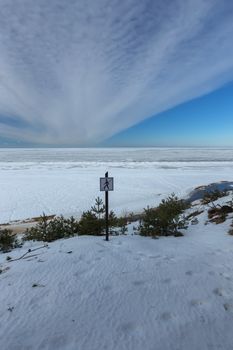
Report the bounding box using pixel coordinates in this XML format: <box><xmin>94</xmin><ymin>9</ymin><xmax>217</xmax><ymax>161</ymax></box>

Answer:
<box><xmin>0</xmin><ymin>0</ymin><xmax>233</xmax><ymax>145</ymax></box>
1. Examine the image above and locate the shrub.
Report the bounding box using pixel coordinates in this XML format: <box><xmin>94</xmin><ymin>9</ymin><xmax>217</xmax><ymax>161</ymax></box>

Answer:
<box><xmin>78</xmin><ymin>210</ymin><xmax>104</xmax><ymax>235</ymax></box>
<box><xmin>24</xmin><ymin>197</ymin><xmax>126</xmax><ymax>241</ymax></box>
<box><xmin>0</xmin><ymin>229</ymin><xmax>20</xmax><ymax>253</ymax></box>
<box><xmin>64</xmin><ymin>216</ymin><xmax>79</xmax><ymax>236</ymax></box>
<box><xmin>24</xmin><ymin>213</ymin><xmax>79</xmax><ymax>242</ymax></box>
<box><xmin>79</xmin><ymin>197</ymin><xmax>107</xmax><ymax>235</ymax></box>
<box><xmin>139</xmin><ymin>193</ymin><xmax>188</xmax><ymax>238</ymax></box>
<box><xmin>91</xmin><ymin>197</ymin><xmax>105</xmax><ymax>219</ymax></box>
<box><xmin>79</xmin><ymin>199</ymin><xmax>120</xmax><ymax>236</ymax></box>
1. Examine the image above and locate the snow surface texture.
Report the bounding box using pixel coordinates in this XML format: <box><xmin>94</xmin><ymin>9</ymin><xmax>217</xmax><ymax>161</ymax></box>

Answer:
<box><xmin>1</xmin><ymin>196</ymin><xmax>233</xmax><ymax>350</ymax></box>
<box><xmin>0</xmin><ymin>148</ymin><xmax>233</xmax><ymax>223</ymax></box>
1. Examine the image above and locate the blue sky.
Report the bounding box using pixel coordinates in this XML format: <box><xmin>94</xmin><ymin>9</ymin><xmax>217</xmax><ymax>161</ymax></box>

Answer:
<box><xmin>0</xmin><ymin>0</ymin><xmax>233</xmax><ymax>147</ymax></box>
<box><xmin>104</xmin><ymin>81</ymin><xmax>233</xmax><ymax>147</ymax></box>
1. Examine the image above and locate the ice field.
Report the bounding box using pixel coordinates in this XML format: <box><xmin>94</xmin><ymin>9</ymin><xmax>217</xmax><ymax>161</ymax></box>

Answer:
<box><xmin>0</xmin><ymin>148</ymin><xmax>233</xmax><ymax>223</ymax></box>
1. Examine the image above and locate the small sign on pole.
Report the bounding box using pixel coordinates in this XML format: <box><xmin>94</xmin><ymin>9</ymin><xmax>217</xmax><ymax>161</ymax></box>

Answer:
<box><xmin>100</xmin><ymin>172</ymin><xmax>114</xmax><ymax>241</ymax></box>
<box><xmin>100</xmin><ymin>176</ymin><xmax>114</xmax><ymax>192</ymax></box>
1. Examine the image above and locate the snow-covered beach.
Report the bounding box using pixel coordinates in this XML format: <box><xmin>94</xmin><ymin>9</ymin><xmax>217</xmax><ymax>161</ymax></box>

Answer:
<box><xmin>0</xmin><ymin>148</ymin><xmax>233</xmax><ymax>223</ymax></box>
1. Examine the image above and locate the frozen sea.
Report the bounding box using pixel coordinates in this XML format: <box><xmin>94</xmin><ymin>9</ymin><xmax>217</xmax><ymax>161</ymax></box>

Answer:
<box><xmin>0</xmin><ymin>147</ymin><xmax>232</xmax><ymax>223</ymax></box>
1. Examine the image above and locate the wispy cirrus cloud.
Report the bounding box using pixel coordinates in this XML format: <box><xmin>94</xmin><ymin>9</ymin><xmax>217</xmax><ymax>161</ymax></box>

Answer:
<box><xmin>0</xmin><ymin>0</ymin><xmax>233</xmax><ymax>145</ymax></box>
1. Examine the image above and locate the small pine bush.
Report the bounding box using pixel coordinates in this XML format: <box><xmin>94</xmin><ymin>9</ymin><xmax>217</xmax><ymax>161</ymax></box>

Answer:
<box><xmin>24</xmin><ymin>214</ymin><xmax>79</xmax><ymax>242</ymax></box>
<box><xmin>78</xmin><ymin>210</ymin><xmax>104</xmax><ymax>236</ymax></box>
<box><xmin>139</xmin><ymin>193</ymin><xmax>188</xmax><ymax>238</ymax></box>
<box><xmin>0</xmin><ymin>229</ymin><xmax>20</xmax><ymax>253</ymax></box>
<box><xmin>79</xmin><ymin>199</ymin><xmax>120</xmax><ymax>236</ymax></box>
<box><xmin>91</xmin><ymin>197</ymin><xmax>105</xmax><ymax>219</ymax></box>
<box><xmin>78</xmin><ymin>197</ymin><xmax>106</xmax><ymax>235</ymax></box>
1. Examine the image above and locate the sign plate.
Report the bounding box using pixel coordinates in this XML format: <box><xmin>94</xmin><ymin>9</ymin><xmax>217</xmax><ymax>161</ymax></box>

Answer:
<box><xmin>100</xmin><ymin>177</ymin><xmax>114</xmax><ymax>191</ymax></box>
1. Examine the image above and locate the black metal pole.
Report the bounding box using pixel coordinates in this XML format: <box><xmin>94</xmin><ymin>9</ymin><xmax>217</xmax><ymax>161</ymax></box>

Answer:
<box><xmin>105</xmin><ymin>172</ymin><xmax>109</xmax><ymax>241</ymax></box>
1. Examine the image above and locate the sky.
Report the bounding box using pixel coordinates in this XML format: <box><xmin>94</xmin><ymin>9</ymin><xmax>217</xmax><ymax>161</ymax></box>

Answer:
<box><xmin>105</xmin><ymin>82</ymin><xmax>233</xmax><ymax>147</ymax></box>
<box><xmin>0</xmin><ymin>0</ymin><xmax>233</xmax><ymax>147</ymax></box>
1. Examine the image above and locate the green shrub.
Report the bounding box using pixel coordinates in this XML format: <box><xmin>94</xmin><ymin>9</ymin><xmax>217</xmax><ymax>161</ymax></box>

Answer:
<box><xmin>24</xmin><ymin>197</ymin><xmax>127</xmax><ymax>241</ymax></box>
<box><xmin>24</xmin><ymin>213</ymin><xmax>79</xmax><ymax>242</ymax></box>
<box><xmin>139</xmin><ymin>193</ymin><xmax>188</xmax><ymax>238</ymax></box>
<box><xmin>91</xmin><ymin>197</ymin><xmax>105</xmax><ymax>219</ymax></box>
<box><xmin>78</xmin><ymin>210</ymin><xmax>104</xmax><ymax>236</ymax></box>
<box><xmin>0</xmin><ymin>229</ymin><xmax>20</xmax><ymax>252</ymax></box>
<box><xmin>79</xmin><ymin>199</ymin><xmax>121</xmax><ymax>236</ymax></box>
<box><xmin>78</xmin><ymin>197</ymin><xmax>107</xmax><ymax>236</ymax></box>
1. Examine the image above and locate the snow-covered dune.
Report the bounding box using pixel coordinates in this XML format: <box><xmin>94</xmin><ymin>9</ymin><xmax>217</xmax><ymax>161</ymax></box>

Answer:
<box><xmin>1</xmin><ymin>198</ymin><xmax>233</xmax><ymax>350</ymax></box>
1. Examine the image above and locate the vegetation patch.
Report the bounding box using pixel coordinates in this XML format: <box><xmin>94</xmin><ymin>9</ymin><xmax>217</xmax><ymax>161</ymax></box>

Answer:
<box><xmin>208</xmin><ymin>205</ymin><xmax>233</xmax><ymax>224</ymax></box>
<box><xmin>201</xmin><ymin>189</ymin><xmax>229</xmax><ymax>205</ymax></box>
<box><xmin>138</xmin><ymin>193</ymin><xmax>189</xmax><ymax>238</ymax></box>
<box><xmin>78</xmin><ymin>197</ymin><xmax>127</xmax><ymax>236</ymax></box>
<box><xmin>0</xmin><ymin>228</ymin><xmax>21</xmax><ymax>253</ymax></box>
<box><xmin>23</xmin><ymin>197</ymin><xmax>128</xmax><ymax>242</ymax></box>
<box><xmin>24</xmin><ymin>214</ymin><xmax>79</xmax><ymax>242</ymax></box>
<box><xmin>6</xmin><ymin>188</ymin><xmax>233</xmax><ymax>248</ymax></box>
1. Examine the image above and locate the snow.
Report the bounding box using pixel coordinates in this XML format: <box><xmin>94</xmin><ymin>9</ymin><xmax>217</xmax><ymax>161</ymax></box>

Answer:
<box><xmin>0</xmin><ymin>148</ymin><xmax>233</xmax><ymax>223</ymax></box>
<box><xmin>1</xmin><ymin>195</ymin><xmax>233</xmax><ymax>350</ymax></box>
<box><xmin>1</xmin><ymin>147</ymin><xmax>233</xmax><ymax>348</ymax></box>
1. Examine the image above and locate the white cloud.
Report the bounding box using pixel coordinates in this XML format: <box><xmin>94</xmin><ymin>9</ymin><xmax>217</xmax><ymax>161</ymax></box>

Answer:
<box><xmin>0</xmin><ymin>0</ymin><xmax>233</xmax><ymax>145</ymax></box>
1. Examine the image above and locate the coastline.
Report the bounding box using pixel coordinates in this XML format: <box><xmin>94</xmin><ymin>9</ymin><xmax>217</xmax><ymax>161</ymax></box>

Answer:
<box><xmin>2</xmin><ymin>181</ymin><xmax>232</xmax><ymax>235</ymax></box>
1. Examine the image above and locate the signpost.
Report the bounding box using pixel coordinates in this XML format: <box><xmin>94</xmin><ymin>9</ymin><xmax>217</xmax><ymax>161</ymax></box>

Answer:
<box><xmin>100</xmin><ymin>172</ymin><xmax>114</xmax><ymax>241</ymax></box>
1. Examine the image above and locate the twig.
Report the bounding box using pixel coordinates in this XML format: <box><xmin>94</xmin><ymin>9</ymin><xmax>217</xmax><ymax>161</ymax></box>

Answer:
<box><xmin>8</xmin><ymin>245</ymin><xmax>48</xmax><ymax>262</ymax></box>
